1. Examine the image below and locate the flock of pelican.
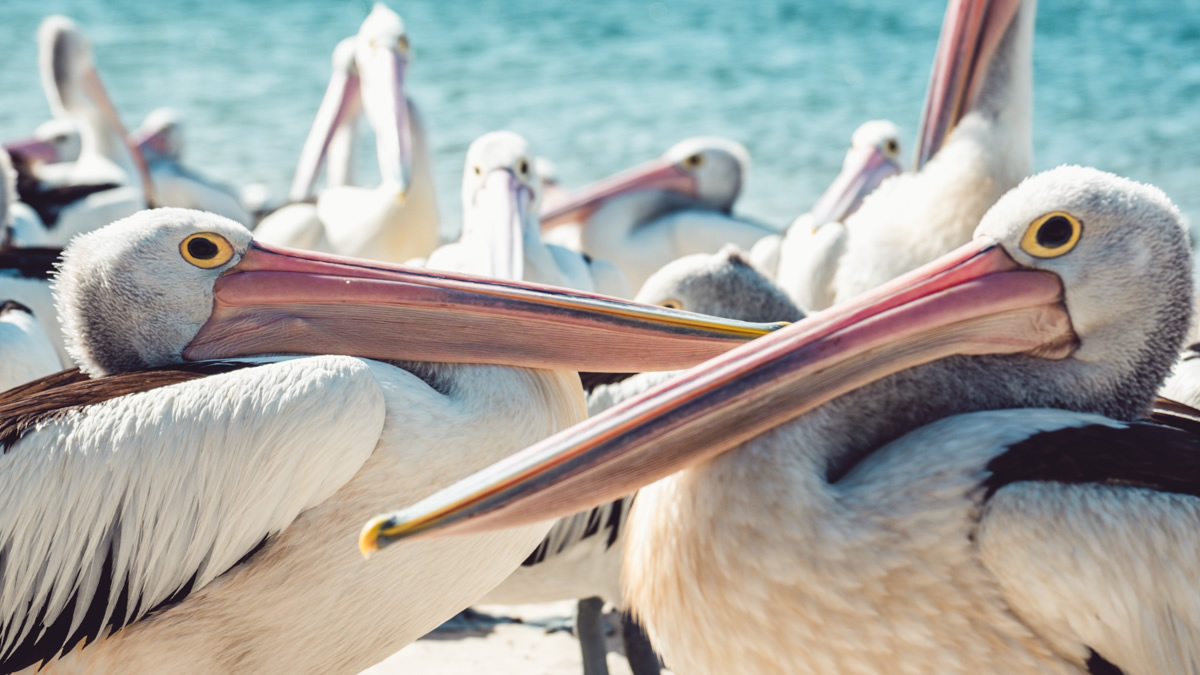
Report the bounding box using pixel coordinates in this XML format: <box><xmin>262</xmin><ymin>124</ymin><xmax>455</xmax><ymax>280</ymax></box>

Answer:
<box><xmin>0</xmin><ymin>0</ymin><xmax>1196</xmax><ymax>674</ymax></box>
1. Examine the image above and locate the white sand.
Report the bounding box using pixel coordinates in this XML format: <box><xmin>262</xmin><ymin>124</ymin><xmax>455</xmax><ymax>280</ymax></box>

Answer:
<box><xmin>364</xmin><ymin>601</ymin><xmax>672</xmax><ymax>675</ymax></box>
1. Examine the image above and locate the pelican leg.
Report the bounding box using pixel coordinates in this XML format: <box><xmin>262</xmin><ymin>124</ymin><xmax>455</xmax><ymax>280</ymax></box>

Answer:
<box><xmin>620</xmin><ymin>611</ymin><xmax>662</xmax><ymax>675</ymax></box>
<box><xmin>574</xmin><ymin>596</ymin><xmax>610</xmax><ymax>675</ymax></box>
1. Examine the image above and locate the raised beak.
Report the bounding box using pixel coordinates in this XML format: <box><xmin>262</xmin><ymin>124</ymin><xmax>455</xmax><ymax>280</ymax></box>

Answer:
<box><xmin>3</xmin><ymin>137</ymin><xmax>60</xmax><ymax>164</ymax></box>
<box><xmin>808</xmin><ymin>143</ymin><xmax>902</xmax><ymax>228</ymax></box>
<box><xmin>462</xmin><ymin>169</ymin><xmax>530</xmax><ymax>280</ymax></box>
<box><xmin>359</xmin><ymin>43</ymin><xmax>411</xmax><ymax>196</ymax></box>
<box><xmin>540</xmin><ymin>158</ymin><xmax>696</xmax><ymax>229</ymax></box>
<box><xmin>913</xmin><ymin>0</ymin><xmax>1022</xmax><ymax>169</ymax></box>
<box><xmin>79</xmin><ymin>67</ymin><xmax>157</xmax><ymax>206</ymax></box>
<box><xmin>288</xmin><ymin>38</ymin><xmax>363</xmax><ymax>202</ymax></box>
<box><xmin>183</xmin><ymin>242</ymin><xmax>785</xmax><ymax>372</ymax></box>
<box><xmin>359</xmin><ymin>238</ymin><xmax>1076</xmax><ymax>552</ymax></box>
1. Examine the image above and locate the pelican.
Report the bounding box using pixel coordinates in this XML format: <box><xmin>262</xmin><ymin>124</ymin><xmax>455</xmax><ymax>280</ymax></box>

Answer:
<box><xmin>3</xmin><ymin>118</ymin><xmax>82</xmax><ymax>165</ymax></box>
<box><xmin>540</xmin><ymin>137</ymin><xmax>777</xmax><ymax>293</ymax></box>
<box><xmin>750</xmin><ymin>120</ymin><xmax>904</xmax><ymax>311</ymax></box>
<box><xmin>7</xmin><ymin>16</ymin><xmax>152</xmax><ymax>247</ymax></box>
<box><xmin>0</xmin><ymin>206</ymin><xmax>779</xmax><ymax>673</ymax></box>
<box><xmin>363</xmin><ymin>167</ymin><xmax>1200</xmax><ymax>674</ymax></box>
<box><xmin>0</xmin><ymin>301</ymin><xmax>61</xmax><ymax>391</ymax></box>
<box><xmin>426</xmin><ymin>131</ymin><xmax>632</xmax><ymax>297</ymax></box>
<box><xmin>483</xmin><ymin>245</ymin><xmax>800</xmax><ymax>674</ymax></box>
<box><xmin>130</xmin><ymin>108</ymin><xmax>252</xmax><ymax>225</ymax></box>
<box><xmin>811</xmin><ymin>0</ymin><xmax>1034</xmax><ymax>309</ymax></box>
<box><xmin>0</xmin><ymin>149</ymin><xmax>69</xmax><ymax>368</ymax></box>
<box><xmin>254</xmin><ymin>4</ymin><xmax>440</xmax><ymax>264</ymax></box>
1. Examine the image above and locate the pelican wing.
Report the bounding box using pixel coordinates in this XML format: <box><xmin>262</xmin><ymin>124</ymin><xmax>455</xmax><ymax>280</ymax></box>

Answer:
<box><xmin>0</xmin><ymin>355</ymin><xmax>385</xmax><ymax>671</ymax></box>
<box><xmin>976</xmin><ymin>420</ymin><xmax>1200</xmax><ymax>674</ymax></box>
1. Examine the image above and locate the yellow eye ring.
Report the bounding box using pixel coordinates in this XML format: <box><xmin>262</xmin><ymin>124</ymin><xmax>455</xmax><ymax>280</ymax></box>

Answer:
<box><xmin>682</xmin><ymin>154</ymin><xmax>705</xmax><ymax>169</ymax></box>
<box><xmin>180</xmin><ymin>233</ymin><xmax>235</xmax><ymax>269</ymax></box>
<box><xmin>1020</xmin><ymin>212</ymin><xmax>1082</xmax><ymax>258</ymax></box>
<box><xmin>659</xmin><ymin>298</ymin><xmax>683</xmax><ymax>310</ymax></box>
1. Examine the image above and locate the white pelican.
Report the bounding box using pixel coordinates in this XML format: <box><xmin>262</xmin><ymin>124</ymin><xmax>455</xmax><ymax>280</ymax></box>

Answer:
<box><xmin>254</xmin><ymin>4</ymin><xmax>440</xmax><ymax>264</ymax></box>
<box><xmin>0</xmin><ymin>207</ymin><xmax>779</xmax><ymax>673</ymax></box>
<box><xmin>483</xmin><ymin>246</ymin><xmax>800</xmax><ymax>674</ymax></box>
<box><xmin>363</xmin><ymin>167</ymin><xmax>1200</xmax><ymax>674</ymax></box>
<box><xmin>540</xmin><ymin>137</ymin><xmax>777</xmax><ymax>293</ymax></box>
<box><xmin>816</xmin><ymin>0</ymin><xmax>1035</xmax><ymax>309</ymax></box>
<box><xmin>0</xmin><ymin>149</ymin><xmax>69</xmax><ymax>369</ymax></box>
<box><xmin>426</xmin><ymin>131</ymin><xmax>632</xmax><ymax>297</ymax></box>
<box><xmin>130</xmin><ymin>108</ymin><xmax>252</xmax><ymax>226</ymax></box>
<box><xmin>8</xmin><ymin>16</ymin><xmax>152</xmax><ymax>248</ymax></box>
<box><xmin>0</xmin><ymin>300</ymin><xmax>61</xmax><ymax>391</ymax></box>
<box><xmin>750</xmin><ymin>120</ymin><xmax>903</xmax><ymax>311</ymax></box>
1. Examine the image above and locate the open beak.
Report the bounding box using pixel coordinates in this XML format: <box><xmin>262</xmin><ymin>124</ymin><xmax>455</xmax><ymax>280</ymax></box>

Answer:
<box><xmin>358</xmin><ymin>44</ymin><xmax>412</xmax><ymax>196</ymax></box>
<box><xmin>79</xmin><ymin>67</ymin><xmax>157</xmax><ymax>206</ymax></box>
<box><xmin>184</xmin><ymin>242</ymin><xmax>785</xmax><ymax>372</ymax></box>
<box><xmin>358</xmin><ymin>238</ymin><xmax>1077</xmax><ymax>553</ymax></box>
<box><xmin>540</xmin><ymin>158</ymin><xmax>697</xmax><ymax>230</ymax></box>
<box><xmin>3</xmin><ymin>137</ymin><xmax>60</xmax><ymax>164</ymax></box>
<box><xmin>913</xmin><ymin>0</ymin><xmax>1022</xmax><ymax>169</ymax></box>
<box><xmin>462</xmin><ymin>169</ymin><xmax>530</xmax><ymax>280</ymax></box>
<box><xmin>288</xmin><ymin>38</ymin><xmax>363</xmax><ymax>202</ymax></box>
<box><xmin>808</xmin><ymin>144</ymin><xmax>902</xmax><ymax>228</ymax></box>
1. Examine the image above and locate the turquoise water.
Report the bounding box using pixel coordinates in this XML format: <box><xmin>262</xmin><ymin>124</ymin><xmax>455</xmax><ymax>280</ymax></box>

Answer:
<box><xmin>1</xmin><ymin>0</ymin><xmax>1198</xmax><ymax>237</ymax></box>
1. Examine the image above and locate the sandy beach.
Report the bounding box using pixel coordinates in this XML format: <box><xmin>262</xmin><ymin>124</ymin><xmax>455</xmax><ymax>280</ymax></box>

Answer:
<box><xmin>366</xmin><ymin>602</ymin><xmax>672</xmax><ymax>675</ymax></box>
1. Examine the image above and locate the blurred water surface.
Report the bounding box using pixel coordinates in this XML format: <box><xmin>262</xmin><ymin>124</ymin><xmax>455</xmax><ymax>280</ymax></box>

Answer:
<box><xmin>1</xmin><ymin>0</ymin><xmax>1197</xmax><ymax>239</ymax></box>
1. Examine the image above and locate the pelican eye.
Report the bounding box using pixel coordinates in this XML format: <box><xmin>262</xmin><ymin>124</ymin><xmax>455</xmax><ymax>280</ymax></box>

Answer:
<box><xmin>474</xmin><ymin>165</ymin><xmax>482</xmax><ymax>176</ymax></box>
<box><xmin>181</xmin><ymin>233</ymin><xmax>235</xmax><ymax>269</ymax></box>
<box><xmin>683</xmin><ymin>153</ymin><xmax>705</xmax><ymax>169</ymax></box>
<box><xmin>884</xmin><ymin>139</ymin><xmax>899</xmax><ymax>156</ymax></box>
<box><xmin>397</xmin><ymin>35</ymin><xmax>410</xmax><ymax>52</ymax></box>
<box><xmin>659</xmin><ymin>298</ymin><xmax>683</xmax><ymax>310</ymax></box>
<box><xmin>1020</xmin><ymin>212</ymin><xmax>1082</xmax><ymax>258</ymax></box>
<box><xmin>517</xmin><ymin>159</ymin><xmax>530</xmax><ymax>177</ymax></box>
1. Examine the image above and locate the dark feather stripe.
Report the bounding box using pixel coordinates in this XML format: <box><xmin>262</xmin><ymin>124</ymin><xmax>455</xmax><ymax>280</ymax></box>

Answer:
<box><xmin>0</xmin><ymin>300</ymin><xmax>33</xmax><ymax>316</ymax></box>
<box><xmin>8</xmin><ymin>150</ymin><xmax>121</xmax><ymax>229</ymax></box>
<box><xmin>1086</xmin><ymin>649</ymin><xmax>1125</xmax><ymax>675</ymax></box>
<box><xmin>981</xmin><ymin>421</ymin><xmax>1200</xmax><ymax>502</ymax></box>
<box><xmin>521</xmin><ymin>498</ymin><xmax>629</xmax><ymax>568</ymax></box>
<box><xmin>578</xmin><ymin>372</ymin><xmax>638</xmax><ymax>394</ymax></box>
<box><xmin>1149</xmin><ymin>396</ymin><xmax>1200</xmax><ymax>435</ymax></box>
<box><xmin>0</xmin><ymin>533</ymin><xmax>272</xmax><ymax>672</ymax></box>
<box><xmin>0</xmin><ymin>361</ymin><xmax>264</xmax><ymax>451</ymax></box>
<box><xmin>0</xmin><ymin>247</ymin><xmax>63</xmax><ymax>280</ymax></box>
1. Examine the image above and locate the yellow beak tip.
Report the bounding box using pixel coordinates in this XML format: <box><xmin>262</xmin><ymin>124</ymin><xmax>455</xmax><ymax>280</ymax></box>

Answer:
<box><xmin>359</xmin><ymin>518</ymin><xmax>388</xmax><ymax>559</ymax></box>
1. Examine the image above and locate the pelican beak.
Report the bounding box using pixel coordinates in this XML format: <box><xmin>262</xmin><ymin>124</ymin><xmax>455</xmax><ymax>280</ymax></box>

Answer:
<box><xmin>78</xmin><ymin>67</ymin><xmax>157</xmax><ymax>206</ymax></box>
<box><xmin>808</xmin><ymin>143</ymin><xmax>902</xmax><ymax>228</ymax></box>
<box><xmin>358</xmin><ymin>238</ymin><xmax>1077</xmax><ymax>552</ymax></box>
<box><xmin>3</xmin><ymin>137</ymin><xmax>60</xmax><ymax>164</ymax></box>
<box><xmin>462</xmin><ymin>169</ymin><xmax>530</xmax><ymax>280</ymax></box>
<box><xmin>184</xmin><ymin>242</ymin><xmax>785</xmax><ymax>373</ymax></box>
<box><xmin>913</xmin><ymin>0</ymin><xmax>1022</xmax><ymax>169</ymax></box>
<box><xmin>288</xmin><ymin>38</ymin><xmax>363</xmax><ymax>202</ymax></box>
<box><xmin>540</xmin><ymin>158</ymin><xmax>697</xmax><ymax>229</ymax></box>
<box><xmin>130</xmin><ymin>124</ymin><xmax>171</xmax><ymax>159</ymax></box>
<box><xmin>358</xmin><ymin>41</ymin><xmax>412</xmax><ymax>198</ymax></box>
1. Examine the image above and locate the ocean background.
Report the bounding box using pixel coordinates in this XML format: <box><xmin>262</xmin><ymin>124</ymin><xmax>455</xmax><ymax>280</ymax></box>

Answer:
<box><xmin>0</xmin><ymin>0</ymin><xmax>1197</xmax><ymax>242</ymax></box>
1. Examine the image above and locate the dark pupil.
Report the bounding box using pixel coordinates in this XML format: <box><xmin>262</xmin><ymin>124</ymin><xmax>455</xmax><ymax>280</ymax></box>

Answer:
<box><xmin>1036</xmin><ymin>216</ymin><xmax>1073</xmax><ymax>249</ymax></box>
<box><xmin>188</xmin><ymin>237</ymin><xmax>219</xmax><ymax>260</ymax></box>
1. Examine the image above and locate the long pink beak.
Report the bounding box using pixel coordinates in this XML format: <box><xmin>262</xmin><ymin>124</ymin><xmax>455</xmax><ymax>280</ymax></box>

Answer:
<box><xmin>359</xmin><ymin>237</ymin><xmax>1076</xmax><ymax>551</ymax></box>
<box><xmin>460</xmin><ymin>169</ymin><xmax>531</xmax><ymax>280</ymax></box>
<box><xmin>808</xmin><ymin>143</ymin><xmax>902</xmax><ymax>227</ymax></box>
<box><xmin>539</xmin><ymin>157</ymin><xmax>697</xmax><ymax>230</ymax></box>
<box><xmin>183</xmin><ymin>242</ymin><xmax>785</xmax><ymax>373</ymax></box>
<box><xmin>913</xmin><ymin>0</ymin><xmax>1022</xmax><ymax>169</ymax></box>
<box><xmin>288</xmin><ymin>39</ymin><xmax>363</xmax><ymax>202</ymax></box>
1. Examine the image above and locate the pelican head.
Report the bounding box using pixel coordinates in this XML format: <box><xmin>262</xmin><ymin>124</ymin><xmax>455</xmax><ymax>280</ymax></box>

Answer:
<box><xmin>360</xmin><ymin>166</ymin><xmax>1193</xmax><ymax>547</ymax></box>
<box><xmin>131</xmin><ymin>107</ymin><xmax>185</xmax><ymax>162</ymax></box>
<box><xmin>54</xmin><ymin>208</ymin><xmax>784</xmax><ymax>378</ymax></box>
<box><xmin>808</xmin><ymin>120</ymin><xmax>903</xmax><ymax>227</ymax></box>
<box><xmin>636</xmin><ymin>245</ymin><xmax>804</xmax><ymax>323</ymax></box>
<box><xmin>540</xmin><ymin>136</ymin><xmax>749</xmax><ymax>228</ymax></box>
<box><xmin>3</xmin><ymin>118</ymin><xmax>82</xmax><ymax>165</ymax></box>
<box><xmin>460</xmin><ymin>131</ymin><xmax>541</xmax><ymax>280</ymax></box>
<box><xmin>355</xmin><ymin>3</ymin><xmax>412</xmax><ymax>196</ymax></box>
